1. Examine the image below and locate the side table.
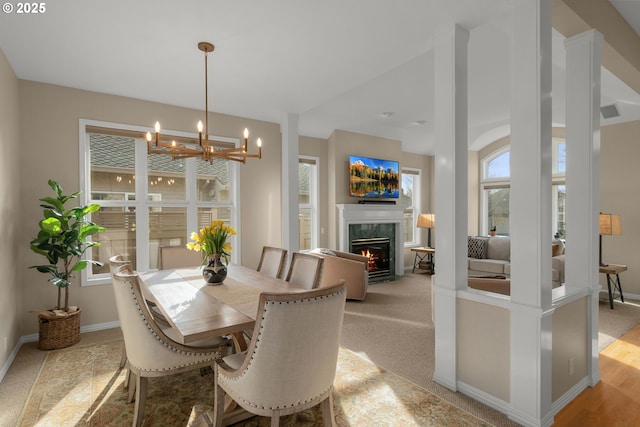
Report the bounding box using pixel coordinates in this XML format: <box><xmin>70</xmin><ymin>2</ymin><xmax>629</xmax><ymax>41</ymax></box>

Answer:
<box><xmin>599</xmin><ymin>264</ymin><xmax>627</xmax><ymax>309</ymax></box>
<box><xmin>411</xmin><ymin>247</ymin><xmax>435</xmax><ymax>275</ymax></box>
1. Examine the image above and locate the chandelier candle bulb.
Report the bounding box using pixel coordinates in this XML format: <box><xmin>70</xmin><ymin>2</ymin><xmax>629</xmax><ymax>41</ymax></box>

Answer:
<box><xmin>197</xmin><ymin>121</ymin><xmax>204</xmax><ymax>146</ymax></box>
<box><xmin>154</xmin><ymin>121</ymin><xmax>160</xmax><ymax>146</ymax></box>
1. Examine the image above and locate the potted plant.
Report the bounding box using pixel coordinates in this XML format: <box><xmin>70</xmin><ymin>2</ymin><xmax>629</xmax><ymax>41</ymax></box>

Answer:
<box><xmin>186</xmin><ymin>220</ymin><xmax>237</xmax><ymax>284</ymax></box>
<box><xmin>30</xmin><ymin>179</ymin><xmax>106</xmax><ymax>350</ymax></box>
<box><xmin>489</xmin><ymin>225</ymin><xmax>497</xmax><ymax>237</ymax></box>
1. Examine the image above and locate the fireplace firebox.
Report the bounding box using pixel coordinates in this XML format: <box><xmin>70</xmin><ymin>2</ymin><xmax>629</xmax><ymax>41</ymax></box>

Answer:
<box><xmin>351</xmin><ymin>237</ymin><xmax>391</xmax><ymax>281</ymax></box>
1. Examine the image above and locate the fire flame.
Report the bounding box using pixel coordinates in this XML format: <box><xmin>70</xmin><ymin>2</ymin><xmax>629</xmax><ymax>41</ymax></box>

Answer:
<box><xmin>361</xmin><ymin>249</ymin><xmax>377</xmax><ymax>270</ymax></box>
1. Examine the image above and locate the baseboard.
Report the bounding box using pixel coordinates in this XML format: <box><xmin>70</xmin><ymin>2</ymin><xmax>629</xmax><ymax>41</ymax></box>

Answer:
<box><xmin>456</xmin><ymin>381</ymin><xmax>510</xmax><ymax>416</ymax></box>
<box><xmin>457</xmin><ymin>379</ymin><xmax>581</xmax><ymax>427</ymax></box>
<box><xmin>0</xmin><ymin>320</ymin><xmax>121</xmax><ymax>384</ymax></box>
<box><xmin>620</xmin><ymin>291</ymin><xmax>640</xmax><ymax>301</ymax></box>
<box><xmin>508</xmin><ymin>406</ymin><xmax>554</xmax><ymax>427</ymax></box>
<box><xmin>20</xmin><ymin>320</ymin><xmax>121</xmax><ymax>344</ymax></box>
<box><xmin>551</xmin><ymin>376</ymin><xmax>589</xmax><ymax>418</ymax></box>
<box><xmin>0</xmin><ymin>337</ymin><xmax>24</xmax><ymax>385</ymax></box>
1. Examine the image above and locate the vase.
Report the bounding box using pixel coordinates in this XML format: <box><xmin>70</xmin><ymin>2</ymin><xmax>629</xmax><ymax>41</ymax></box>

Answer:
<box><xmin>203</xmin><ymin>254</ymin><xmax>227</xmax><ymax>285</ymax></box>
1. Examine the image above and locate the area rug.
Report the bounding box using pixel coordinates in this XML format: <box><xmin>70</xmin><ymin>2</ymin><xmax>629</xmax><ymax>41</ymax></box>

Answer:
<box><xmin>17</xmin><ymin>339</ymin><xmax>491</xmax><ymax>427</ymax></box>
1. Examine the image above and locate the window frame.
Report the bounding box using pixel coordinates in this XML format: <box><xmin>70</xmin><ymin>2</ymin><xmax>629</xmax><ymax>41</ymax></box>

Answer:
<box><xmin>401</xmin><ymin>167</ymin><xmax>421</xmax><ymax>247</ymax></box>
<box><xmin>480</xmin><ymin>138</ymin><xmax>566</xmax><ymax>237</ymax></box>
<box><xmin>79</xmin><ymin>119</ymin><xmax>241</xmax><ymax>286</ymax></box>
<box><xmin>298</xmin><ymin>155</ymin><xmax>319</xmax><ymax>252</ymax></box>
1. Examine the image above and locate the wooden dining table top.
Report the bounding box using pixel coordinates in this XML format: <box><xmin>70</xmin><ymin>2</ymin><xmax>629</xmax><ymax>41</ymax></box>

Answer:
<box><xmin>139</xmin><ymin>264</ymin><xmax>307</xmax><ymax>345</ymax></box>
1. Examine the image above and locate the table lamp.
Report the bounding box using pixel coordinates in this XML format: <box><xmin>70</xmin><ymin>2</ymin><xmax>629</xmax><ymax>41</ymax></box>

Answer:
<box><xmin>599</xmin><ymin>213</ymin><xmax>622</xmax><ymax>267</ymax></box>
<box><xmin>417</xmin><ymin>213</ymin><xmax>435</xmax><ymax>248</ymax></box>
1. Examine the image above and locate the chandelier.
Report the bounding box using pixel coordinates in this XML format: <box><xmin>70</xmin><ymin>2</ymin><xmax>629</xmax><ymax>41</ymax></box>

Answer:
<box><xmin>146</xmin><ymin>42</ymin><xmax>262</xmax><ymax>164</ymax></box>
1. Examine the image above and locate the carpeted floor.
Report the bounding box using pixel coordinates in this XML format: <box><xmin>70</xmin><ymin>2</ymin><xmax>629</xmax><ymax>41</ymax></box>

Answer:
<box><xmin>4</xmin><ymin>274</ymin><xmax>640</xmax><ymax>427</ymax></box>
<box><xmin>16</xmin><ymin>338</ymin><xmax>491</xmax><ymax>427</ymax></box>
<box><xmin>340</xmin><ymin>274</ymin><xmax>640</xmax><ymax>427</ymax></box>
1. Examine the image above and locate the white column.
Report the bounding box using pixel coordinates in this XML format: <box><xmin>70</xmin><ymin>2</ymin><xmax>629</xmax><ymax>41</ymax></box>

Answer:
<box><xmin>509</xmin><ymin>0</ymin><xmax>554</xmax><ymax>425</ymax></box>
<box><xmin>564</xmin><ymin>29</ymin><xmax>603</xmax><ymax>386</ymax></box>
<box><xmin>432</xmin><ymin>23</ymin><xmax>469</xmax><ymax>391</ymax></box>
<box><xmin>281</xmin><ymin>113</ymin><xmax>300</xmax><ymax>257</ymax></box>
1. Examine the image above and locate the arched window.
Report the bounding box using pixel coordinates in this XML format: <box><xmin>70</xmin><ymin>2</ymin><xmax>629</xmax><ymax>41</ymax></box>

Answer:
<box><xmin>480</xmin><ymin>139</ymin><xmax>566</xmax><ymax>237</ymax></box>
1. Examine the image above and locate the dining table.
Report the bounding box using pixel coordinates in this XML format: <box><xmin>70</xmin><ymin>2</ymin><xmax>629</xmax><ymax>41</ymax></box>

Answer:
<box><xmin>139</xmin><ymin>264</ymin><xmax>308</xmax><ymax>349</ymax></box>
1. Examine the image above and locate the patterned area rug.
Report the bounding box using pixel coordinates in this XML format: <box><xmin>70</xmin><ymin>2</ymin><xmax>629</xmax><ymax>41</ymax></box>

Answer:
<box><xmin>18</xmin><ymin>340</ymin><xmax>491</xmax><ymax>426</ymax></box>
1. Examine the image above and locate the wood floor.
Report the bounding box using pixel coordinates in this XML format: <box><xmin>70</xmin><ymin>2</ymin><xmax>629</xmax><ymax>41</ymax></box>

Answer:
<box><xmin>553</xmin><ymin>322</ymin><xmax>640</xmax><ymax>426</ymax></box>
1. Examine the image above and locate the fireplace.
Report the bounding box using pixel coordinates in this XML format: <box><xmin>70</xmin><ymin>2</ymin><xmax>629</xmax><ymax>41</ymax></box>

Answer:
<box><xmin>352</xmin><ymin>237</ymin><xmax>391</xmax><ymax>280</ymax></box>
<box><xmin>349</xmin><ymin>222</ymin><xmax>396</xmax><ymax>281</ymax></box>
<box><xmin>337</xmin><ymin>204</ymin><xmax>405</xmax><ymax>280</ymax></box>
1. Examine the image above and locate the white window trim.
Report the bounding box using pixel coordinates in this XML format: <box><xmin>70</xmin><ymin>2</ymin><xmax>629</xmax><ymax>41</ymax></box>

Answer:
<box><xmin>299</xmin><ymin>155</ymin><xmax>319</xmax><ymax>252</ymax></box>
<box><xmin>79</xmin><ymin>118</ymin><xmax>241</xmax><ymax>286</ymax></box>
<box><xmin>480</xmin><ymin>139</ymin><xmax>566</xmax><ymax>236</ymax></box>
<box><xmin>402</xmin><ymin>167</ymin><xmax>421</xmax><ymax>247</ymax></box>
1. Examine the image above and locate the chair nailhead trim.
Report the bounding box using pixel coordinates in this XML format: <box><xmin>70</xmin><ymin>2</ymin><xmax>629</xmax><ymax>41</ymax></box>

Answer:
<box><xmin>122</xmin><ymin>279</ymin><xmax>223</xmax><ymax>372</ymax></box>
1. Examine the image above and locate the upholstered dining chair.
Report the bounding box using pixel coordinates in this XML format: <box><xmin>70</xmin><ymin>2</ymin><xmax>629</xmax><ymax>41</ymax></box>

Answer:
<box><xmin>108</xmin><ymin>255</ymin><xmax>133</xmax><ymax>370</ymax></box>
<box><xmin>212</xmin><ymin>281</ymin><xmax>346</xmax><ymax>427</ymax></box>
<box><xmin>109</xmin><ymin>255</ymin><xmax>168</xmax><ymax>326</ymax></box>
<box><xmin>285</xmin><ymin>252</ymin><xmax>325</xmax><ymax>289</ymax></box>
<box><xmin>112</xmin><ymin>265</ymin><xmax>229</xmax><ymax>427</ymax></box>
<box><xmin>256</xmin><ymin>246</ymin><xmax>288</xmax><ymax>279</ymax></box>
<box><xmin>158</xmin><ymin>245</ymin><xmax>203</xmax><ymax>269</ymax></box>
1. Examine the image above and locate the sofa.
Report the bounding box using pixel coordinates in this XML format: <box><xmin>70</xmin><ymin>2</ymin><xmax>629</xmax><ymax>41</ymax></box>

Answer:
<box><xmin>467</xmin><ymin>236</ymin><xmax>564</xmax><ymax>288</ymax></box>
<box><xmin>310</xmin><ymin>248</ymin><xmax>369</xmax><ymax>300</ymax></box>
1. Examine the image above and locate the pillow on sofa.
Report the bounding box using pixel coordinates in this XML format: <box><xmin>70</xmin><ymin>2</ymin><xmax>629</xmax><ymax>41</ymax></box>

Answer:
<box><xmin>468</xmin><ymin>236</ymin><xmax>489</xmax><ymax>259</ymax></box>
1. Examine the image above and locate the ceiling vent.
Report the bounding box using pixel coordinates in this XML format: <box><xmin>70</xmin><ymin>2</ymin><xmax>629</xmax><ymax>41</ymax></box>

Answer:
<box><xmin>600</xmin><ymin>104</ymin><xmax>620</xmax><ymax>119</ymax></box>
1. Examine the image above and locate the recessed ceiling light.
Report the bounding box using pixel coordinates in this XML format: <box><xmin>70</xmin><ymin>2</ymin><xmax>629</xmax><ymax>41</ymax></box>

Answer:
<box><xmin>379</xmin><ymin>112</ymin><xmax>394</xmax><ymax>118</ymax></box>
<box><xmin>413</xmin><ymin>120</ymin><xmax>427</xmax><ymax>126</ymax></box>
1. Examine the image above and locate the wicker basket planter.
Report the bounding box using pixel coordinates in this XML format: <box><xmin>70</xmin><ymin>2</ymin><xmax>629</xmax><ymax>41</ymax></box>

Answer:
<box><xmin>37</xmin><ymin>308</ymin><xmax>81</xmax><ymax>350</ymax></box>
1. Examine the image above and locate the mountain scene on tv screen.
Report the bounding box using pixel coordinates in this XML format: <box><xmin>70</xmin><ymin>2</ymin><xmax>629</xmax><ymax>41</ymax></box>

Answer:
<box><xmin>349</xmin><ymin>158</ymin><xmax>399</xmax><ymax>198</ymax></box>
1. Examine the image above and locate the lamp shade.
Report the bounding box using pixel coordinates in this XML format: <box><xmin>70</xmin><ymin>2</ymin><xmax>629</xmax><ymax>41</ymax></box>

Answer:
<box><xmin>417</xmin><ymin>213</ymin><xmax>435</xmax><ymax>228</ymax></box>
<box><xmin>599</xmin><ymin>213</ymin><xmax>622</xmax><ymax>236</ymax></box>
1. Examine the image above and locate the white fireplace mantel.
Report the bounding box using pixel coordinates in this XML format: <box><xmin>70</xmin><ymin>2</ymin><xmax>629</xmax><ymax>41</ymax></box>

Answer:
<box><xmin>336</xmin><ymin>204</ymin><xmax>405</xmax><ymax>277</ymax></box>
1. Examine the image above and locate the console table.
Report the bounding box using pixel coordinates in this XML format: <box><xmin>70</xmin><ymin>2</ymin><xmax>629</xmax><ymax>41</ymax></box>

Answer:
<box><xmin>411</xmin><ymin>247</ymin><xmax>435</xmax><ymax>275</ymax></box>
<box><xmin>599</xmin><ymin>264</ymin><xmax>627</xmax><ymax>309</ymax></box>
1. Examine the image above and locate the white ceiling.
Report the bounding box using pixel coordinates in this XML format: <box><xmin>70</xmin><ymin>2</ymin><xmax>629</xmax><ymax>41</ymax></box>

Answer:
<box><xmin>1</xmin><ymin>0</ymin><xmax>639</xmax><ymax>155</ymax></box>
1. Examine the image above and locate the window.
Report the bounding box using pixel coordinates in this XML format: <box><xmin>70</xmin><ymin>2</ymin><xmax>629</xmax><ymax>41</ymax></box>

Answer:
<box><xmin>480</xmin><ymin>139</ymin><xmax>566</xmax><ymax>237</ymax></box>
<box><xmin>401</xmin><ymin>168</ymin><xmax>421</xmax><ymax>246</ymax></box>
<box><xmin>299</xmin><ymin>156</ymin><xmax>319</xmax><ymax>251</ymax></box>
<box><xmin>80</xmin><ymin>120</ymin><xmax>240</xmax><ymax>285</ymax></box>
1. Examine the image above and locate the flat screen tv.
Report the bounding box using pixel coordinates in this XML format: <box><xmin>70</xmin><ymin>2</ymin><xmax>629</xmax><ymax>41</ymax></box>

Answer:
<box><xmin>349</xmin><ymin>155</ymin><xmax>400</xmax><ymax>199</ymax></box>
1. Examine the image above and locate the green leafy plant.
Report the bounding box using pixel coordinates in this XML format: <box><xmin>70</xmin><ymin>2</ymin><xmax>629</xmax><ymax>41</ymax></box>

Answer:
<box><xmin>30</xmin><ymin>180</ymin><xmax>106</xmax><ymax>312</ymax></box>
<box><xmin>186</xmin><ymin>220</ymin><xmax>237</xmax><ymax>264</ymax></box>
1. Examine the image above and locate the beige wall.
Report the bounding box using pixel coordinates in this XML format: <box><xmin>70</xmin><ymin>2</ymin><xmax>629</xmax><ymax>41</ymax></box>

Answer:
<box><xmin>552</xmin><ymin>297</ymin><xmax>587</xmax><ymax>401</ymax></box>
<box><xmin>456</xmin><ymin>295</ymin><xmax>589</xmax><ymax>404</ymax></box>
<box><xmin>457</xmin><ymin>298</ymin><xmax>510</xmax><ymax>401</ymax></box>
<box><xmin>600</xmin><ymin>120</ymin><xmax>640</xmax><ymax>296</ymax></box>
<box><xmin>0</xmin><ymin>49</ymin><xmax>21</xmax><ymax>367</ymax></box>
<box><xmin>327</xmin><ymin>130</ymin><xmax>403</xmax><ymax>248</ymax></box>
<box><xmin>17</xmin><ymin>81</ymin><xmax>283</xmax><ymax>335</ymax></box>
